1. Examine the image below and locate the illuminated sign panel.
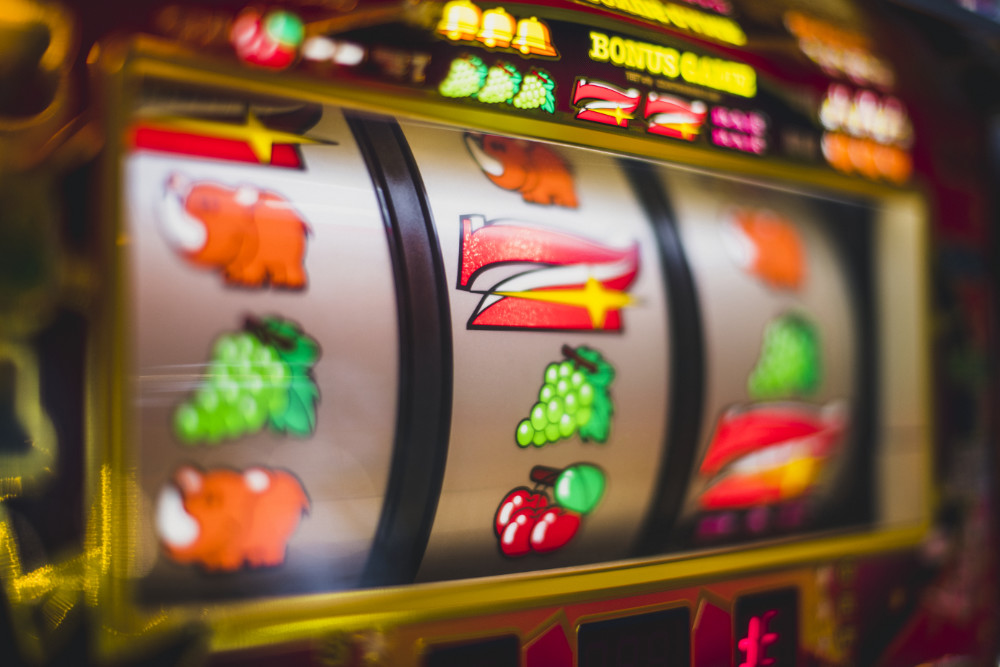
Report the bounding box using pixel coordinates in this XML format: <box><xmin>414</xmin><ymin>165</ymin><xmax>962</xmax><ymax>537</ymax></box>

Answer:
<box><xmin>575</xmin><ymin>0</ymin><xmax>746</xmax><ymax>45</ymax></box>
<box><xmin>784</xmin><ymin>11</ymin><xmax>895</xmax><ymax>89</ymax></box>
<box><xmin>819</xmin><ymin>84</ymin><xmax>912</xmax><ymax>182</ymax></box>
<box><xmin>588</xmin><ymin>31</ymin><xmax>756</xmax><ymax>97</ymax></box>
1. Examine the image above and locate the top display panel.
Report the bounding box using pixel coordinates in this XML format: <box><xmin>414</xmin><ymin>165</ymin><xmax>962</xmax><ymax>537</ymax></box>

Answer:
<box><xmin>142</xmin><ymin>0</ymin><xmax>914</xmax><ymax>185</ymax></box>
<box><xmin>120</xmin><ymin>78</ymin><xmax>913</xmax><ymax>606</ymax></box>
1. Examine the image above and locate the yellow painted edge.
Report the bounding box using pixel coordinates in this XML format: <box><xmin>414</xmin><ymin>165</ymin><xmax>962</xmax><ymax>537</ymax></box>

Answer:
<box><xmin>200</xmin><ymin>526</ymin><xmax>926</xmax><ymax>653</ymax></box>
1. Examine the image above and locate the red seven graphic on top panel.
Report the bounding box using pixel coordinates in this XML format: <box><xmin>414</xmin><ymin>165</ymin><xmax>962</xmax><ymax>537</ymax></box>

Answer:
<box><xmin>456</xmin><ymin>215</ymin><xmax>640</xmax><ymax>331</ymax></box>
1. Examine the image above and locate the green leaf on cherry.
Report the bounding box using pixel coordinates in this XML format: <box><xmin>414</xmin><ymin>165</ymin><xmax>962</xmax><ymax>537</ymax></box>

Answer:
<box><xmin>555</xmin><ymin>464</ymin><xmax>606</xmax><ymax>514</ymax></box>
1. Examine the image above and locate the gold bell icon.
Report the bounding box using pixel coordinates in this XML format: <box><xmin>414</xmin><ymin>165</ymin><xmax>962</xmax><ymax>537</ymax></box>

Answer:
<box><xmin>476</xmin><ymin>7</ymin><xmax>516</xmax><ymax>49</ymax></box>
<box><xmin>437</xmin><ymin>0</ymin><xmax>481</xmax><ymax>41</ymax></box>
<box><xmin>511</xmin><ymin>17</ymin><xmax>557</xmax><ymax>57</ymax></box>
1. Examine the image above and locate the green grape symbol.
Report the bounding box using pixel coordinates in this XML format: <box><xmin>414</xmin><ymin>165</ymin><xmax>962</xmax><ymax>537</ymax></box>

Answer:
<box><xmin>515</xmin><ymin>345</ymin><xmax>615</xmax><ymax>448</ymax></box>
<box><xmin>173</xmin><ymin>315</ymin><xmax>321</xmax><ymax>445</ymax></box>
<box><xmin>747</xmin><ymin>313</ymin><xmax>820</xmax><ymax>399</ymax></box>
<box><xmin>511</xmin><ymin>69</ymin><xmax>556</xmax><ymax>113</ymax></box>
<box><xmin>439</xmin><ymin>54</ymin><xmax>488</xmax><ymax>98</ymax></box>
<box><xmin>476</xmin><ymin>62</ymin><xmax>521</xmax><ymax>104</ymax></box>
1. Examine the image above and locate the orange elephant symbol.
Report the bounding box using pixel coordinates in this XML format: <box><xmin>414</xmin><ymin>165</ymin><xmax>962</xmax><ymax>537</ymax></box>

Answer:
<box><xmin>156</xmin><ymin>465</ymin><xmax>310</xmax><ymax>572</ymax></box>
<box><xmin>158</xmin><ymin>173</ymin><xmax>311</xmax><ymax>288</ymax></box>
<box><xmin>464</xmin><ymin>133</ymin><xmax>579</xmax><ymax>208</ymax></box>
<box><xmin>723</xmin><ymin>208</ymin><xmax>805</xmax><ymax>290</ymax></box>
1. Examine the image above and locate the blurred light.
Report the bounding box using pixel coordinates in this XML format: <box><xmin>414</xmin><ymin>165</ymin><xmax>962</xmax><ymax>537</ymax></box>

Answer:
<box><xmin>230</xmin><ymin>8</ymin><xmax>304</xmax><ymax>70</ymax></box>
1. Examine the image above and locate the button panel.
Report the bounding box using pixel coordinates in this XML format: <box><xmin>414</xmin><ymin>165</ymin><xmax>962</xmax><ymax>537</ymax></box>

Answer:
<box><xmin>578</xmin><ymin>607</ymin><xmax>691</xmax><ymax>666</ymax></box>
<box><xmin>424</xmin><ymin>634</ymin><xmax>519</xmax><ymax>667</ymax></box>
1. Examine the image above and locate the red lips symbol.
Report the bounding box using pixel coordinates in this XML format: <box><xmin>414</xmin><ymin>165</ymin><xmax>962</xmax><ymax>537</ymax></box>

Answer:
<box><xmin>698</xmin><ymin>402</ymin><xmax>847</xmax><ymax>510</ymax></box>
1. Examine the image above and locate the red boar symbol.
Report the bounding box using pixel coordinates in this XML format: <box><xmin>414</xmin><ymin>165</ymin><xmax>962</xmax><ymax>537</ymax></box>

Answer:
<box><xmin>464</xmin><ymin>134</ymin><xmax>578</xmax><ymax>208</ymax></box>
<box><xmin>156</xmin><ymin>465</ymin><xmax>309</xmax><ymax>572</ymax></box>
<box><xmin>158</xmin><ymin>173</ymin><xmax>311</xmax><ymax>288</ymax></box>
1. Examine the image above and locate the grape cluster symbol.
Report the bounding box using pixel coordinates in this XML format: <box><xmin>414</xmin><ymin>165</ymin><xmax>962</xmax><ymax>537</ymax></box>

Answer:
<box><xmin>439</xmin><ymin>55</ymin><xmax>556</xmax><ymax>112</ymax></box>
<box><xmin>748</xmin><ymin>313</ymin><xmax>820</xmax><ymax>399</ymax></box>
<box><xmin>477</xmin><ymin>62</ymin><xmax>522</xmax><ymax>104</ymax></box>
<box><xmin>174</xmin><ymin>315</ymin><xmax>321</xmax><ymax>444</ymax></box>
<box><xmin>515</xmin><ymin>345</ymin><xmax>615</xmax><ymax>448</ymax></box>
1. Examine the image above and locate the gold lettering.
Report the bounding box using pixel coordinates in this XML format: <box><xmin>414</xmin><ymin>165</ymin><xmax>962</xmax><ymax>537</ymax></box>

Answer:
<box><xmin>626</xmin><ymin>41</ymin><xmax>644</xmax><ymax>69</ymax></box>
<box><xmin>610</xmin><ymin>36</ymin><xmax>627</xmax><ymax>64</ymax></box>
<box><xmin>685</xmin><ymin>9</ymin><xmax>703</xmax><ymax>32</ymax></box>
<box><xmin>662</xmin><ymin>47</ymin><xmax>679</xmax><ymax>77</ymax></box>
<box><xmin>589</xmin><ymin>31</ymin><xmax>610</xmax><ymax>61</ymax></box>
<box><xmin>645</xmin><ymin>0</ymin><xmax>668</xmax><ymax>22</ymax></box>
<box><xmin>645</xmin><ymin>46</ymin><xmax>661</xmax><ymax>75</ymax></box>
<box><xmin>623</xmin><ymin>0</ymin><xmax>644</xmax><ymax>16</ymax></box>
<box><xmin>666</xmin><ymin>5</ymin><xmax>688</xmax><ymax>29</ymax></box>
<box><xmin>680</xmin><ymin>51</ymin><xmax>699</xmax><ymax>84</ymax></box>
<box><xmin>626</xmin><ymin>0</ymin><xmax>647</xmax><ymax>19</ymax></box>
<box><xmin>575</xmin><ymin>0</ymin><xmax>747</xmax><ymax>46</ymax></box>
<box><xmin>735</xmin><ymin>63</ymin><xmax>756</xmax><ymax>97</ymax></box>
<box><xmin>587</xmin><ymin>31</ymin><xmax>751</xmax><ymax>94</ymax></box>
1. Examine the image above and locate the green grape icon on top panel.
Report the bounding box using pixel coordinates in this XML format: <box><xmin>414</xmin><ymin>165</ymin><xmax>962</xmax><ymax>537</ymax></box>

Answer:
<box><xmin>515</xmin><ymin>345</ymin><xmax>615</xmax><ymax>448</ymax></box>
<box><xmin>512</xmin><ymin>70</ymin><xmax>555</xmax><ymax>112</ymax></box>
<box><xmin>439</xmin><ymin>54</ymin><xmax>488</xmax><ymax>98</ymax></box>
<box><xmin>748</xmin><ymin>313</ymin><xmax>821</xmax><ymax>399</ymax></box>
<box><xmin>477</xmin><ymin>62</ymin><xmax>521</xmax><ymax>103</ymax></box>
<box><xmin>439</xmin><ymin>55</ymin><xmax>556</xmax><ymax>112</ymax></box>
<box><xmin>174</xmin><ymin>315</ymin><xmax>320</xmax><ymax>445</ymax></box>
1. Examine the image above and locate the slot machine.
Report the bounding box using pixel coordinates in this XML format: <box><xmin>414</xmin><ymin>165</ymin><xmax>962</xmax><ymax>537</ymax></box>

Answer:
<box><xmin>0</xmin><ymin>0</ymin><xmax>996</xmax><ymax>664</ymax></box>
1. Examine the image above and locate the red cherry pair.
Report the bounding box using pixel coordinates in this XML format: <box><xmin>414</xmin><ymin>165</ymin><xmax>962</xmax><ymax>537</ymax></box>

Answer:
<box><xmin>494</xmin><ymin>487</ymin><xmax>582</xmax><ymax>557</ymax></box>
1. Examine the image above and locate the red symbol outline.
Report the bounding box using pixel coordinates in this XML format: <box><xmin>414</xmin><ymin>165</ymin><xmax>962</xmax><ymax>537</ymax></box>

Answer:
<box><xmin>698</xmin><ymin>402</ymin><xmax>845</xmax><ymax>510</ymax></box>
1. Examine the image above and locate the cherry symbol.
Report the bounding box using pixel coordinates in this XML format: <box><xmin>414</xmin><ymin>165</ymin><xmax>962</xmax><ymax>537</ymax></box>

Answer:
<box><xmin>530</xmin><ymin>506</ymin><xmax>582</xmax><ymax>553</ymax></box>
<box><xmin>494</xmin><ymin>487</ymin><xmax>548</xmax><ymax>536</ymax></box>
<box><xmin>499</xmin><ymin>507</ymin><xmax>536</xmax><ymax>557</ymax></box>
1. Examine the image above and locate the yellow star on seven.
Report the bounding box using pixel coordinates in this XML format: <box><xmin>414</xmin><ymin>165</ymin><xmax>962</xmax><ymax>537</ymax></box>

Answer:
<box><xmin>496</xmin><ymin>276</ymin><xmax>635</xmax><ymax>329</ymax></box>
<box><xmin>672</xmin><ymin>122</ymin><xmax>698</xmax><ymax>139</ymax></box>
<box><xmin>140</xmin><ymin>109</ymin><xmax>318</xmax><ymax>163</ymax></box>
<box><xmin>589</xmin><ymin>106</ymin><xmax>634</xmax><ymax>126</ymax></box>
